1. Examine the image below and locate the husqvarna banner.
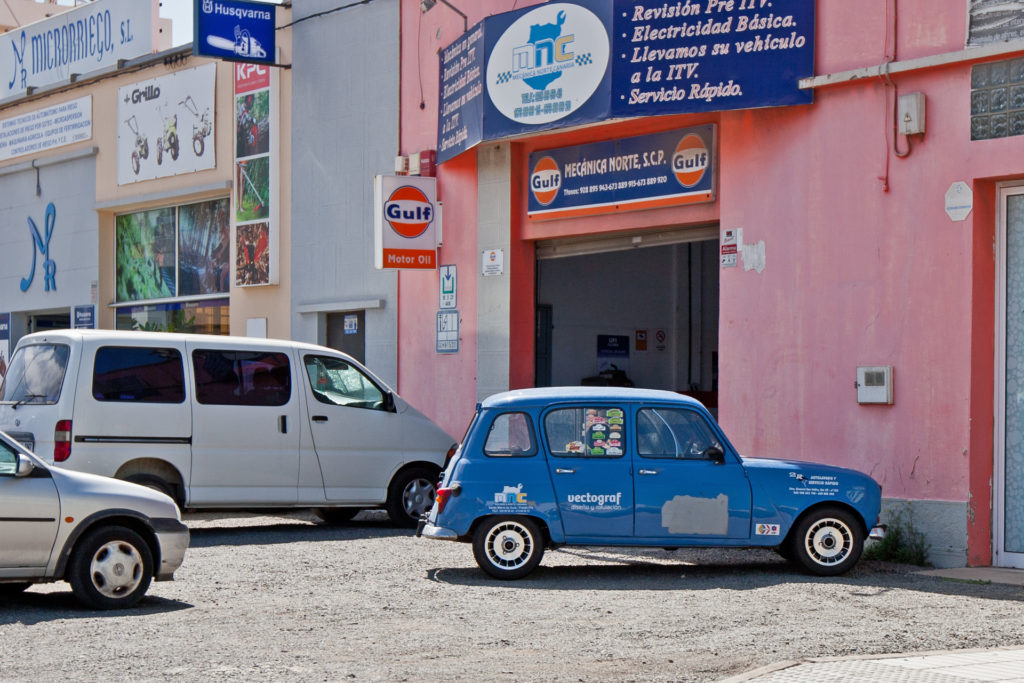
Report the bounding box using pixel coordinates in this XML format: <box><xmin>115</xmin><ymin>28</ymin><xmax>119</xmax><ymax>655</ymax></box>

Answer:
<box><xmin>0</xmin><ymin>0</ymin><xmax>156</xmax><ymax>101</ymax></box>
<box><xmin>373</xmin><ymin>176</ymin><xmax>439</xmax><ymax>270</ymax></box>
<box><xmin>193</xmin><ymin>0</ymin><xmax>276</xmax><ymax>66</ymax></box>
<box><xmin>437</xmin><ymin>0</ymin><xmax>813</xmax><ymax>164</ymax></box>
<box><xmin>116</xmin><ymin>63</ymin><xmax>216</xmax><ymax>185</ymax></box>
<box><xmin>528</xmin><ymin>126</ymin><xmax>716</xmax><ymax>220</ymax></box>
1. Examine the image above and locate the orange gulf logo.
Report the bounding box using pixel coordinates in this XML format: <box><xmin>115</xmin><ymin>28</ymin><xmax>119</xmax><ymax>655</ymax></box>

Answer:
<box><xmin>384</xmin><ymin>186</ymin><xmax>434</xmax><ymax>238</ymax></box>
<box><xmin>530</xmin><ymin>156</ymin><xmax>561</xmax><ymax>206</ymax></box>
<box><xmin>672</xmin><ymin>134</ymin><xmax>709</xmax><ymax>188</ymax></box>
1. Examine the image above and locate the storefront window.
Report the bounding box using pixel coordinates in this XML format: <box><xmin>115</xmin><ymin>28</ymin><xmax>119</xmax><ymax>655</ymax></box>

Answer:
<box><xmin>114</xmin><ymin>198</ymin><xmax>230</xmax><ymax>335</ymax></box>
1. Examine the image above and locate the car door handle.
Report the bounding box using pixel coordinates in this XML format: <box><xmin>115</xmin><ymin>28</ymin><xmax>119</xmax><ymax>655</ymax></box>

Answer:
<box><xmin>638</xmin><ymin>469</ymin><xmax>659</xmax><ymax>475</ymax></box>
<box><xmin>555</xmin><ymin>468</ymin><xmax>575</xmax><ymax>474</ymax></box>
<box><xmin>312</xmin><ymin>415</ymin><xmax>328</xmax><ymax>423</ymax></box>
<box><xmin>279</xmin><ymin>415</ymin><xmax>288</xmax><ymax>433</ymax></box>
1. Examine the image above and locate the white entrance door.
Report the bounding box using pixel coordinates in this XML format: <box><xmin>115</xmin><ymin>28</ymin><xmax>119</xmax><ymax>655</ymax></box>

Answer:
<box><xmin>996</xmin><ymin>183</ymin><xmax>1024</xmax><ymax>568</ymax></box>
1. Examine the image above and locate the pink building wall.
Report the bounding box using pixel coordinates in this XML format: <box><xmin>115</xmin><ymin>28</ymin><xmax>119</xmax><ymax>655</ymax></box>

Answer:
<box><xmin>398</xmin><ymin>0</ymin><xmax>1023</xmax><ymax>562</ymax></box>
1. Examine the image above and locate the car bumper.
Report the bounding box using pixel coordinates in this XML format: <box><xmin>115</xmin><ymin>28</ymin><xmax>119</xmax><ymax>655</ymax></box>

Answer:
<box><xmin>152</xmin><ymin>518</ymin><xmax>190</xmax><ymax>581</ymax></box>
<box><xmin>418</xmin><ymin>522</ymin><xmax>458</xmax><ymax>541</ymax></box>
<box><xmin>870</xmin><ymin>524</ymin><xmax>887</xmax><ymax>541</ymax></box>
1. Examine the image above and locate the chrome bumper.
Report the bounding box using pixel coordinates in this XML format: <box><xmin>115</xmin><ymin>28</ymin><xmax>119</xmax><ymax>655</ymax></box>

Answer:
<box><xmin>419</xmin><ymin>523</ymin><xmax>458</xmax><ymax>541</ymax></box>
<box><xmin>869</xmin><ymin>524</ymin><xmax>887</xmax><ymax>541</ymax></box>
<box><xmin>152</xmin><ymin>518</ymin><xmax>190</xmax><ymax>581</ymax></box>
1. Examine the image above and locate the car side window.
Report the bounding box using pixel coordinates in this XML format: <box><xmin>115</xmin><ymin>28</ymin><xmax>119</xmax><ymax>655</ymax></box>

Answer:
<box><xmin>637</xmin><ymin>407</ymin><xmax>721</xmax><ymax>459</ymax></box>
<box><xmin>193</xmin><ymin>349</ymin><xmax>291</xmax><ymax>406</ymax></box>
<box><xmin>544</xmin><ymin>406</ymin><xmax>626</xmax><ymax>458</ymax></box>
<box><xmin>93</xmin><ymin>346</ymin><xmax>186</xmax><ymax>403</ymax></box>
<box><xmin>0</xmin><ymin>439</ymin><xmax>17</xmax><ymax>475</ymax></box>
<box><xmin>484</xmin><ymin>412</ymin><xmax>536</xmax><ymax>457</ymax></box>
<box><xmin>303</xmin><ymin>355</ymin><xmax>386</xmax><ymax>410</ymax></box>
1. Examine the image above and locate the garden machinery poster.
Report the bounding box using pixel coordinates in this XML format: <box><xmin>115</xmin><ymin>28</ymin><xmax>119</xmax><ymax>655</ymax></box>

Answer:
<box><xmin>233</xmin><ymin>62</ymin><xmax>278</xmax><ymax>286</ymax></box>
<box><xmin>117</xmin><ymin>63</ymin><xmax>216</xmax><ymax>184</ymax></box>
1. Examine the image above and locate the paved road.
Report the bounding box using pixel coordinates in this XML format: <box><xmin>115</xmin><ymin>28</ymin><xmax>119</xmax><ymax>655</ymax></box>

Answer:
<box><xmin>1</xmin><ymin>511</ymin><xmax>1022</xmax><ymax>682</ymax></box>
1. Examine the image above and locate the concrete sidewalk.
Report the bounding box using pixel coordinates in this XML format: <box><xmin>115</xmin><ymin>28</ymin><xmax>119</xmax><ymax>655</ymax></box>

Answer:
<box><xmin>722</xmin><ymin>567</ymin><xmax>1024</xmax><ymax>683</ymax></box>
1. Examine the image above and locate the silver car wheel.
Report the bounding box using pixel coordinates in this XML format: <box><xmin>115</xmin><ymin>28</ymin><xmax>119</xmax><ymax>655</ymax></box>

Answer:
<box><xmin>402</xmin><ymin>477</ymin><xmax>436</xmax><ymax>517</ymax></box>
<box><xmin>485</xmin><ymin>520</ymin><xmax>535</xmax><ymax>570</ymax></box>
<box><xmin>804</xmin><ymin>517</ymin><xmax>853</xmax><ymax>566</ymax></box>
<box><xmin>89</xmin><ymin>540</ymin><xmax>145</xmax><ymax>598</ymax></box>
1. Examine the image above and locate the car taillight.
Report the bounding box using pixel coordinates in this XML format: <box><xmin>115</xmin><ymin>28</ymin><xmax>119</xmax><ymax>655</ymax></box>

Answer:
<box><xmin>54</xmin><ymin>420</ymin><xmax>72</xmax><ymax>462</ymax></box>
<box><xmin>443</xmin><ymin>443</ymin><xmax>458</xmax><ymax>469</ymax></box>
<box><xmin>435</xmin><ymin>487</ymin><xmax>453</xmax><ymax>514</ymax></box>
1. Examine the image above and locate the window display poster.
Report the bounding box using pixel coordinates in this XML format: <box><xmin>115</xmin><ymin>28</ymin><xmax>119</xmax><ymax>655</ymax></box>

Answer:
<box><xmin>179</xmin><ymin>199</ymin><xmax>230</xmax><ymax>296</ymax></box>
<box><xmin>235</xmin><ymin>222</ymin><xmax>270</xmax><ymax>286</ymax></box>
<box><xmin>115</xmin><ymin>208</ymin><xmax>176</xmax><ymax>302</ymax></box>
<box><xmin>0</xmin><ymin>313</ymin><xmax>9</xmax><ymax>378</ymax></box>
<box><xmin>597</xmin><ymin>334</ymin><xmax>630</xmax><ymax>374</ymax></box>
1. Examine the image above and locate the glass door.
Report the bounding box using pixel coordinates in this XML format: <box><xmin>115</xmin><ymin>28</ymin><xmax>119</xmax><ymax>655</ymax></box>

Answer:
<box><xmin>996</xmin><ymin>184</ymin><xmax>1024</xmax><ymax>568</ymax></box>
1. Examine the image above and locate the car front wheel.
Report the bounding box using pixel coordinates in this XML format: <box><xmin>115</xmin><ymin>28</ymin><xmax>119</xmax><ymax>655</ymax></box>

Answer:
<box><xmin>472</xmin><ymin>516</ymin><xmax>545</xmax><ymax>580</ymax></box>
<box><xmin>68</xmin><ymin>526</ymin><xmax>154</xmax><ymax>609</ymax></box>
<box><xmin>790</xmin><ymin>506</ymin><xmax>864</xmax><ymax>576</ymax></box>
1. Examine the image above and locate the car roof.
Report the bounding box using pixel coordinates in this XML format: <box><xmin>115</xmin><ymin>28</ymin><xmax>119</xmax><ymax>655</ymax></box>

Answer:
<box><xmin>14</xmin><ymin>328</ymin><xmax>334</xmax><ymax>356</ymax></box>
<box><xmin>480</xmin><ymin>386</ymin><xmax>705</xmax><ymax>410</ymax></box>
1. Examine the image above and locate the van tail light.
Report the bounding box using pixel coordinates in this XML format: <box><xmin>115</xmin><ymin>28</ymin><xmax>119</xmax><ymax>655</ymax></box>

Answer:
<box><xmin>54</xmin><ymin>420</ymin><xmax>72</xmax><ymax>462</ymax></box>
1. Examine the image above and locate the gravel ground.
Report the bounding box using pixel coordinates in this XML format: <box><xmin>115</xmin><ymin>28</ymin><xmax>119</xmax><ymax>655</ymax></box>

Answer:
<box><xmin>1</xmin><ymin>510</ymin><xmax>1023</xmax><ymax>682</ymax></box>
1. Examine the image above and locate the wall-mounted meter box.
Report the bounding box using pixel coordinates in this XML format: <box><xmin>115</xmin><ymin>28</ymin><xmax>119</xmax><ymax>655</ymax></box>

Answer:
<box><xmin>856</xmin><ymin>366</ymin><xmax>893</xmax><ymax>404</ymax></box>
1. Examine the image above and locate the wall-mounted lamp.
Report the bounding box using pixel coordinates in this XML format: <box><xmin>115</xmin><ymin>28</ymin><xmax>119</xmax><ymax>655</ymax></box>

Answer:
<box><xmin>420</xmin><ymin>0</ymin><xmax>467</xmax><ymax>33</ymax></box>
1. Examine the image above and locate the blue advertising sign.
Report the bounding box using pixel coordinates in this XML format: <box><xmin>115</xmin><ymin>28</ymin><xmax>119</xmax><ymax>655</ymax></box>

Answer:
<box><xmin>436</xmin><ymin>0</ymin><xmax>813</xmax><ymax>164</ymax></box>
<box><xmin>73</xmin><ymin>305</ymin><xmax>95</xmax><ymax>329</ymax></box>
<box><xmin>528</xmin><ymin>125</ymin><xmax>715</xmax><ymax>220</ymax></box>
<box><xmin>193</xmin><ymin>0</ymin><xmax>276</xmax><ymax>65</ymax></box>
<box><xmin>610</xmin><ymin>0</ymin><xmax>814</xmax><ymax>117</ymax></box>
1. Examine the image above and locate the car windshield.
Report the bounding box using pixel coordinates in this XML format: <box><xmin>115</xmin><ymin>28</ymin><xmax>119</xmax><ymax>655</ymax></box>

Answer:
<box><xmin>0</xmin><ymin>343</ymin><xmax>70</xmax><ymax>405</ymax></box>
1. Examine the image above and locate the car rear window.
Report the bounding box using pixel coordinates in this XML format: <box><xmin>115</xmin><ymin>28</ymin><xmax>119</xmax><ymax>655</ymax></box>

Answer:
<box><xmin>483</xmin><ymin>412</ymin><xmax>536</xmax><ymax>457</ymax></box>
<box><xmin>93</xmin><ymin>346</ymin><xmax>186</xmax><ymax>403</ymax></box>
<box><xmin>544</xmin><ymin>406</ymin><xmax>626</xmax><ymax>458</ymax></box>
<box><xmin>193</xmin><ymin>349</ymin><xmax>291</xmax><ymax>406</ymax></box>
<box><xmin>0</xmin><ymin>343</ymin><xmax>70</xmax><ymax>405</ymax></box>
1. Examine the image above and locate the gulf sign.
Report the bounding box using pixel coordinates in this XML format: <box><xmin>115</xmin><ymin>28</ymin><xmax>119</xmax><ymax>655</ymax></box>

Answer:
<box><xmin>527</xmin><ymin>125</ymin><xmax>716</xmax><ymax>221</ymax></box>
<box><xmin>374</xmin><ymin>175</ymin><xmax>439</xmax><ymax>270</ymax></box>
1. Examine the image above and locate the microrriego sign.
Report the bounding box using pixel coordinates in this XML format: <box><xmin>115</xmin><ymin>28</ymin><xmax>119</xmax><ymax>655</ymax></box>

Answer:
<box><xmin>437</xmin><ymin>0</ymin><xmax>813</xmax><ymax>164</ymax></box>
<box><xmin>193</xmin><ymin>0</ymin><xmax>276</xmax><ymax>65</ymax></box>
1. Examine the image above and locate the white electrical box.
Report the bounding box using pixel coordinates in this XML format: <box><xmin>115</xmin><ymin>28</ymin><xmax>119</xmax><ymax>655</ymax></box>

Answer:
<box><xmin>856</xmin><ymin>366</ymin><xmax>893</xmax><ymax>404</ymax></box>
<box><xmin>898</xmin><ymin>92</ymin><xmax>926</xmax><ymax>136</ymax></box>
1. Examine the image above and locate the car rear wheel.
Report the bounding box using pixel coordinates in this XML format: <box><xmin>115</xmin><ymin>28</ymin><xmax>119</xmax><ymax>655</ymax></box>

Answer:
<box><xmin>472</xmin><ymin>516</ymin><xmax>545</xmax><ymax>580</ymax></box>
<box><xmin>386</xmin><ymin>466</ymin><xmax>438</xmax><ymax>528</ymax></box>
<box><xmin>68</xmin><ymin>526</ymin><xmax>153</xmax><ymax>609</ymax></box>
<box><xmin>790</xmin><ymin>506</ymin><xmax>864</xmax><ymax>576</ymax></box>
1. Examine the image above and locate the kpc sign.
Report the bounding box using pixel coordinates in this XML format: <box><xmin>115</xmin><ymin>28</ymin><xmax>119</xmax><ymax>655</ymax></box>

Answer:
<box><xmin>1</xmin><ymin>0</ymin><xmax>153</xmax><ymax>101</ymax></box>
<box><xmin>373</xmin><ymin>176</ymin><xmax>439</xmax><ymax>270</ymax></box>
<box><xmin>193</xmin><ymin>0</ymin><xmax>276</xmax><ymax>66</ymax></box>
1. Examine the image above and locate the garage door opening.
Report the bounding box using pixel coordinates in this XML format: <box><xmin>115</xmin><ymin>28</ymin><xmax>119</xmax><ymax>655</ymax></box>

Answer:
<box><xmin>535</xmin><ymin>228</ymin><xmax>719</xmax><ymax>412</ymax></box>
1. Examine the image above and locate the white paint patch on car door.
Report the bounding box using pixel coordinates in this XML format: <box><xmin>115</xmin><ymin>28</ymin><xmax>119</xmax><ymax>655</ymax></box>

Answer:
<box><xmin>660</xmin><ymin>493</ymin><xmax>729</xmax><ymax>535</ymax></box>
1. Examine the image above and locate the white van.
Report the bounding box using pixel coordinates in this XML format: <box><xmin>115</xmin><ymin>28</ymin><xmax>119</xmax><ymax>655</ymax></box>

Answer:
<box><xmin>0</xmin><ymin>330</ymin><xmax>456</xmax><ymax>527</ymax></box>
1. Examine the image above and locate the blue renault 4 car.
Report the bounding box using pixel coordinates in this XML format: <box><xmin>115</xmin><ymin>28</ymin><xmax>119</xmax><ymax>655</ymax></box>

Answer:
<box><xmin>417</xmin><ymin>387</ymin><xmax>885</xmax><ymax>579</ymax></box>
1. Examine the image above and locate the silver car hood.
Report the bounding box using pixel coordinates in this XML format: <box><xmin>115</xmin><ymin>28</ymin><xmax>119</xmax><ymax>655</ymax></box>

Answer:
<box><xmin>48</xmin><ymin>465</ymin><xmax>181</xmax><ymax>521</ymax></box>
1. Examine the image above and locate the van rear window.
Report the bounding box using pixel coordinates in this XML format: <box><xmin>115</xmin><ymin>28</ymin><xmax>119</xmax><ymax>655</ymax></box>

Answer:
<box><xmin>193</xmin><ymin>349</ymin><xmax>291</xmax><ymax>406</ymax></box>
<box><xmin>93</xmin><ymin>347</ymin><xmax>186</xmax><ymax>403</ymax></box>
<box><xmin>0</xmin><ymin>343</ymin><xmax>70</xmax><ymax>405</ymax></box>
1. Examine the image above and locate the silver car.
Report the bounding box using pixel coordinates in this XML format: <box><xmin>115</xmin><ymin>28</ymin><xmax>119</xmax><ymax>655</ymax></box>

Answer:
<box><xmin>0</xmin><ymin>430</ymin><xmax>188</xmax><ymax>609</ymax></box>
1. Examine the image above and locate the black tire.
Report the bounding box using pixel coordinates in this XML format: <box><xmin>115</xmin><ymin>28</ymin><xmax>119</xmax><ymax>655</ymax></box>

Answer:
<box><xmin>790</xmin><ymin>506</ymin><xmax>864</xmax><ymax>576</ymax></box>
<box><xmin>67</xmin><ymin>526</ymin><xmax>153</xmax><ymax>609</ymax></box>
<box><xmin>386</xmin><ymin>466</ymin><xmax>439</xmax><ymax>528</ymax></box>
<box><xmin>315</xmin><ymin>508</ymin><xmax>360</xmax><ymax>525</ymax></box>
<box><xmin>193</xmin><ymin>135</ymin><xmax>204</xmax><ymax>157</ymax></box>
<box><xmin>169</xmin><ymin>133</ymin><xmax>179</xmax><ymax>160</ymax></box>
<box><xmin>125</xmin><ymin>474</ymin><xmax>179</xmax><ymax>509</ymax></box>
<box><xmin>131</xmin><ymin>152</ymin><xmax>140</xmax><ymax>175</ymax></box>
<box><xmin>0</xmin><ymin>582</ymin><xmax>32</xmax><ymax>595</ymax></box>
<box><xmin>472</xmin><ymin>516</ymin><xmax>545</xmax><ymax>580</ymax></box>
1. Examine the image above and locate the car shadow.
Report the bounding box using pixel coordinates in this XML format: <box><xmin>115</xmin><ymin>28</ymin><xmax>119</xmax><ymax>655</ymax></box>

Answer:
<box><xmin>0</xmin><ymin>591</ymin><xmax>192</xmax><ymax>625</ymax></box>
<box><xmin>186</xmin><ymin>516</ymin><xmax>411</xmax><ymax>548</ymax></box>
<box><xmin>423</xmin><ymin>549</ymin><xmax>1024</xmax><ymax>602</ymax></box>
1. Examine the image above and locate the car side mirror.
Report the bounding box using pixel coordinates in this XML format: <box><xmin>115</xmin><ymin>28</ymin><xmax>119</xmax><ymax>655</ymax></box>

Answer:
<box><xmin>384</xmin><ymin>392</ymin><xmax>397</xmax><ymax>413</ymax></box>
<box><xmin>15</xmin><ymin>454</ymin><xmax>36</xmax><ymax>477</ymax></box>
<box><xmin>706</xmin><ymin>445</ymin><xmax>726</xmax><ymax>465</ymax></box>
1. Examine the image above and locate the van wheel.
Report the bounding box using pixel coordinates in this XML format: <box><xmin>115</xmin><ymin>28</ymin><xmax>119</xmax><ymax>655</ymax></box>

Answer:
<box><xmin>68</xmin><ymin>526</ymin><xmax>153</xmax><ymax>609</ymax></box>
<box><xmin>125</xmin><ymin>475</ymin><xmax>179</xmax><ymax>508</ymax></box>
<box><xmin>386</xmin><ymin>466</ymin><xmax>438</xmax><ymax>528</ymax></box>
<box><xmin>315</xmin><ymin>508</ymin><xmax>360</xmax><ymax>525</ymax></box>
<box><xmin>473</xmin><ymin>516</ymin><xmax>544</xmax><ymax>580</ymax></box>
